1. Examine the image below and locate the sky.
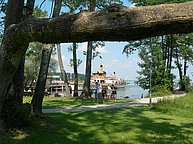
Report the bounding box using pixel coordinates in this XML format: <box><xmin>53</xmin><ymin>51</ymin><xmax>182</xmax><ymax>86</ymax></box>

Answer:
<box><xmin>35</xmin><ymin>0</ymin><xmax>193</xmax><ymax>81</ymax></box>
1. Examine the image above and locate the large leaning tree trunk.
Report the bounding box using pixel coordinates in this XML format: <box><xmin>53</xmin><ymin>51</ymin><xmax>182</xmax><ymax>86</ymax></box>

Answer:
<box><xmin>57</xmin><ymin>44</ymin><xmax>71</xmax><ymax>97</ymax></box>
<box><xmin>5</xmin><ymin>0</ymin><xmax>35</xmax><ymax>105</ymax></box>
<box><xmin>31</xmin><ymin>44</ymin><xmax>53</xmax><ymax>118</ymax></box>
<box><xmin>3</xmin><ymin>0</ymin><xmax>24</xmax><ymax>103</ymax></box>
<box><xmin>31</xmin><ymin>0</ymin><xmax>62</xmax><ymax>117</ymax></box>
<box><xmin>1</xmin><ymin>2</ymin><xmax>193</xmax><ymax>133</ymax></box>
<box><xmin>1</xmin><ymin>0</ymin><xmax>27</xmax><ymax>136</ymax></box>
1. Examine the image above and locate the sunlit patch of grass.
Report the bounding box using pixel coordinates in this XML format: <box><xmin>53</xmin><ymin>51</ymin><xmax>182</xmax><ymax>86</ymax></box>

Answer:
<box><xmin>9</xmin><ymin>130</ymin><xmax>29</xmax><ymax>140</ymax></box>
<box><xmin>153</xmin><ymin>92</ymin><xmax>193</xmax><ymax>118</ymax></box>
<box><xmin>23</xmin><ymin>96</ymin><xmax>132</xmax><ymax>109</ymax></box>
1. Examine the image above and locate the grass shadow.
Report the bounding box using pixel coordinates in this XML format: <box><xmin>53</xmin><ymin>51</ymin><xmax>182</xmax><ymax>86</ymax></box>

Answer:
<box><xmin>2</xmin><ymin>107</ymin><xmax>193</xmax><ymax>144</ymax></box>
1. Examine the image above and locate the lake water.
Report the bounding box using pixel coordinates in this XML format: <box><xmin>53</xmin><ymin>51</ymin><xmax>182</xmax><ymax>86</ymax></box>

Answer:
<box><xmin>115</xmin><ymin>84</ymin><xmax>149</xmax><ymax>99</ymax></box>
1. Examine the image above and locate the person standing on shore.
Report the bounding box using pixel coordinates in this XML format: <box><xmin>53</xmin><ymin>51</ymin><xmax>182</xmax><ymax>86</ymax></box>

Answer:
<box><xmin>111</xmin><ymin>84</ymin><xmax>117</xmax><ymax>102</ymax></box>
<box><xmin>107</xmin><ymin>85</ymin><xmax>112</xmax><ymax>99</ymax></box>
<box><xmin>95</xmin><ymin>82</ymin><xmax>100</xmax><ymax>102</ymax></box>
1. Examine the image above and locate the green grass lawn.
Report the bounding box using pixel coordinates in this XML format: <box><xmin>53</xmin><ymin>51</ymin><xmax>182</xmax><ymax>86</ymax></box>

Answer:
<box><xmin>23</xmin><ymin>96</ymin><xmax>133</xmax><ymax>109</ymax></box>
<box><xmin>1</xmin><ymin>107</ymin><xmax>193</xmax><ymax>144</ymax></box>
<box><xmin>1</xmin><ymin>94</ymin><xmax>193</xmax><ymax>144</ymax></box>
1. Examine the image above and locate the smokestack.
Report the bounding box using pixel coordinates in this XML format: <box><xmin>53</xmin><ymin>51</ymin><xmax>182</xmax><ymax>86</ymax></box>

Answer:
<box><xmin>99</xmin><ymin>65</ymin><xmax>103</xmax><ymax>73</ymax></box>
<box><xmin>113</xmin><ymin>72</ymin><xmax>116</xmax><ymax>78</ymax></box>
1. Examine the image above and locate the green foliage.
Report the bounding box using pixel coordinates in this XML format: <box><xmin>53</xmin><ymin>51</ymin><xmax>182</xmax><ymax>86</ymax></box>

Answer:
<box><xmin>68</xmin><ymin>59</ymin><xmax>82</xmax><ymax>67</ymax></box>
<box><xmin>33</xmin><ymin>6</ymin><xmax>47</xmax><ymax>17</ymax></box>
<box><xmin>95</xmin><ymin>0</ymin><xmax>123</xmax><ymax>10</ymax></box>
<box><xmin>151</xmin><ymin>89</ymin><xmax>173</xmax><ymax>97</ymax></box>
<box><xmin>125</xmin><ymin>34</ymin><xmax>193</xmax><ymax>92</ymax></box>
<box><xmin>67</xmin><ymin>43</ymin><xmax>83</xmax><ymax>67</ymax></box>
<box><xmin>24</xmin><ymin>42</ymin><xmax>43</xmax><ymax>87</ymax></box>
<box><xmin>129</xmin><ymin>37</ymin><xmax>172</xmax><ymax>91</ymax></box>
<box><xmin>131</xmin><ymin>0</ymin><xmax>193</xmax><ymax>6</ymax></box>
<box><xmin>0</xmin><ymin>1</ymin><xmax>7</xmax><ymax>14</ymax></box>
<box><xmin>0</xmin><ymin>1</ymin><xmax>7</xmax><ymax>34</ymax></box>
<box><xmin>82</xmin><ymin>41</ymin><xmax>104</xmax><ymax>59</ymax></box>
<box><xmin>25</xmin><ymin>43</ymin><xmax>57</xmax><ymax>88</ymax></box>
<box><xmin>1</xmin><ymin>100</ymin><xmax>32</xmax><ymax>129</ymax></box>
<box><xmin>92</xmin><ymin>41</ymin><xmax>105</xmax><ymax>59</ymax></box>
<box><xmin>62</xmin><ymin>0</ymin><xmax>123</xmax><ymax>11</ymax></box>
<box><xmin>179</xmin><ymin>76</ymin><xmax>192</xmax><ymax>92</ymax></box>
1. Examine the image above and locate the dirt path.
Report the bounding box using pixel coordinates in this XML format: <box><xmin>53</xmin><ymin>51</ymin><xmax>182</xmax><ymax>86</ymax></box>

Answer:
<box><xmin>43</xmin><ymin>93</ymin><xmax>186</xmax><ymax>113</ymax></box>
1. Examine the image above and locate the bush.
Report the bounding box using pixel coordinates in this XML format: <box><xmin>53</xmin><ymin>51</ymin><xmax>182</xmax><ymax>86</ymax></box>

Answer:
<box><xmin>152</xmin><ymin>89</ymin><xmax>172</xmax><ymax>97</ymax></box>
<box><xmin>1</xmin><ymin>100</ymin><xmax>32</xmax><ymax>130</ymax></box>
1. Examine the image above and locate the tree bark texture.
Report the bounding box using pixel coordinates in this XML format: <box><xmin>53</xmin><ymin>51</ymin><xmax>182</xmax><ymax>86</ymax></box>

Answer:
<box><xmin>72</xmin><ymin>43</ymin><xmax>79</xmax><ymax>97</ymax></box>
<box><xmin>5</xmin><ymin>0</ymin><xmax>35</xmax><ymax>106</ymax></box>
<box><xmin>0</xmin><ymin>0</ymin><xmax>25</xmax><ymax>136</ymax></box>
<box><xmin>31</xmin><ymin>44</ymin><xmax>52</xmax><ymax>117</ymax></box>
<box><xmin>5</xmin><ymin>0</ymin><xmax>24</xmax><ymax>30</ymax></box>
<box><xmin>6</xmin><ymin>59</ymin><xmax>25</xmax><ymax>104</ymax></box>
<box><xmin>4</xmin><ymin>0</ymin><xmax>25</xmax><ymax>104</ymax></box>
<box><xmin>4</xmin><ymin>2</ymin><xmax>193</xmax><ymax>43</ymax></box>
<box><xmin>1</xmin><ymin>1</ymin><xmax>193</xmax><ymax>113</ymax></box>
<box><xmin>81</xmin><ymin>41</ymin><xmax>93</xmax><ymax>97</ymax></box>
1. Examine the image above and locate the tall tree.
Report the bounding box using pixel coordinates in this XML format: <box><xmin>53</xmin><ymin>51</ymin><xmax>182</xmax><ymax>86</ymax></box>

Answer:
<box><xmin>68</xmin><ymin>43</ymin><xmax>81</xmax><ymax>97</ymax></box>
<box><xmin>0</xmin><ymin>0</ymin><xmax>34</xmax><ymax>135</ymax></box>
<box><xmin>124</xmin><ymin>37</ymin><xmax>172</xmax><ymax>91</ymax></box>
<box><xmin>6</xmin><ymin>0</ymin><xmax>35</xmax><ymax>104</ymax></box>
<box><xmin>173</xmin><ymin>34</ymin><xmax>193</xmax><ymax>90</ymax></box>
<box><xmin>31</xmin><ymin>44</ymin><xmax>53</xmax><ymax>117</ymax></box>
<box><xmin>67</xmin><ymin>0</ymin><xmax>81</xmax><ymax>97</ymax></box>
<box><xmin>72</xmin><ymin>43</ymin><xmax>79</xmax><ymax>97</ymax></box>
<box><xmin>31</xmin><ymin>0</ymin><xmax>62</xmax><ymax>117</ymax></box>
<box><xmin>4</xmin><ymin>0</ymin><xmax>25</xmax><ymax>105</ymax></box>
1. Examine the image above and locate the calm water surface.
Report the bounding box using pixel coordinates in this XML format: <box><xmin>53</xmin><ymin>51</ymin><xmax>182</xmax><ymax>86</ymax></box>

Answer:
<box><xmin>115</xmin><ymin>84</ymin><xmax>149</xmax><ymax>99</ymax></box>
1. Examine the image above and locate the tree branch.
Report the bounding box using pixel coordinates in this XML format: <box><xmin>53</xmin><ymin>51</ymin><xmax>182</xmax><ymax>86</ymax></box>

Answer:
<box><xmin>5</xmin><ymin>1</ymin><xmax>193</xmax><ymax>44</ymax></box>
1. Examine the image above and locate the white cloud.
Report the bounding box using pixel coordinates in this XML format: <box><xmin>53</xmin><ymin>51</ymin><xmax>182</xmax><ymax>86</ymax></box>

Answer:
<box><xmin>110</xmin><ymin>59</ymin><xmax>119</xmax><ymax>64</ymax></box>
